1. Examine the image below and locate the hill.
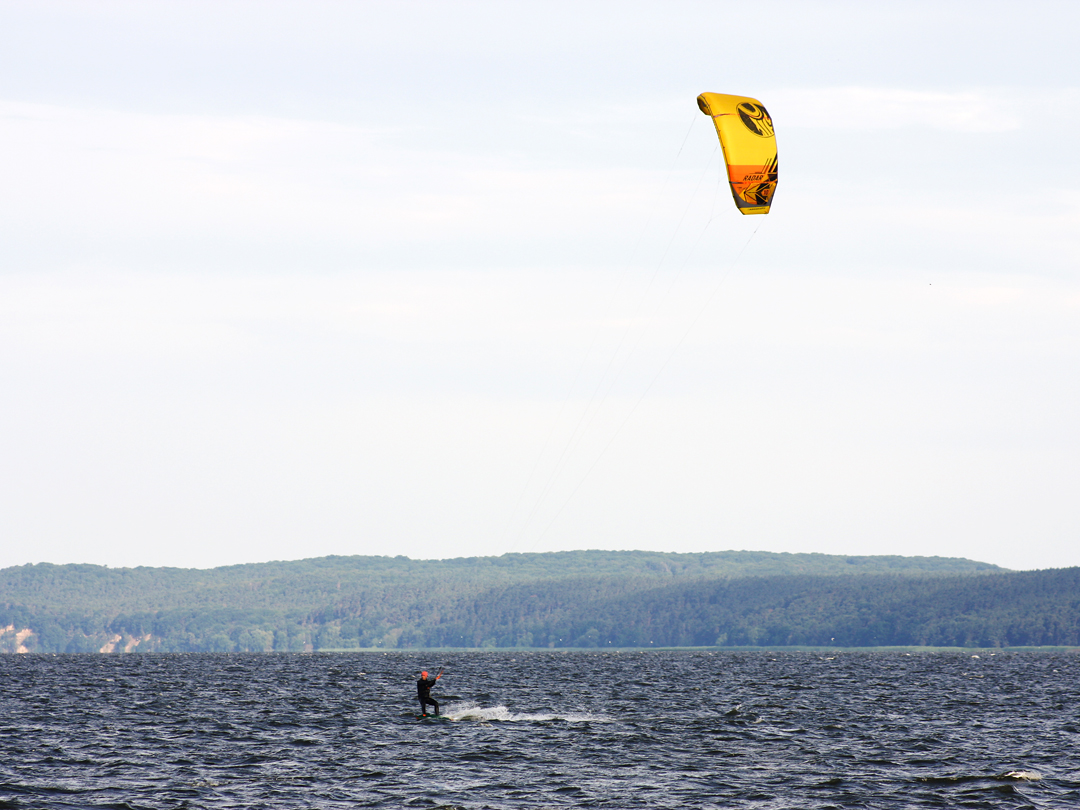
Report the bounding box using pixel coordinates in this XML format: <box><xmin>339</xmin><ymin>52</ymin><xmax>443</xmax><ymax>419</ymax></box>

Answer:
<box><xmin>0</xmin><ymin>549</ymin><xmax>1000</xmax><ymax>611</ymax></box>
<box><xmin>6</xmin><ymin>550</ymin><xmax>1069</xmax><ymax>654</ymax></box>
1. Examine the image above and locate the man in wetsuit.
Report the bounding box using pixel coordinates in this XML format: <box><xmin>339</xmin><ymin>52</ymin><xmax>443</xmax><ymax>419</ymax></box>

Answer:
<box><xmin>417</xmin><ymin>669</ymin><xmax>442</xmax><ymax>717</ymax></box>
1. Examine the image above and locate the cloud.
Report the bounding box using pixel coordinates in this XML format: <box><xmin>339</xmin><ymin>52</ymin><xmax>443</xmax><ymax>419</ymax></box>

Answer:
<box><xmin>768</xmin><ymin>86</ymin><xmax>1080</xmax><ymax>133</ymax></box>
<box><xmin>1</xmin><ymin>63</ymin><xmax>1079</xmax><ymax>572</ymax></box>
<box><xmin>2</xmin><ymin>262</ymin><xmax>1078</xmax><ymax>571</ymax></box>
<box><xmin>0</xmin><ymin>99</ymin><xmax>658</xmax><ymax>269</ymax></box>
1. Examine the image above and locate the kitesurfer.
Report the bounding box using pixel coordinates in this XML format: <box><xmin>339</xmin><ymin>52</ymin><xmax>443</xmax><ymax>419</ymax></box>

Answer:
<box><xmin>417</xmin><ymin>669</ymin><xmax>442</xmax><ymax>717</ymax></box>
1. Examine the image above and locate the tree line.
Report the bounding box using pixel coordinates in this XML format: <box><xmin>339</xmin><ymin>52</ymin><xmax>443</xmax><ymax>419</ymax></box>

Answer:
<box><xmin>6</xmin><ymin>551</ymin><xmax>1071</xmax><ymax>654</ymax></box>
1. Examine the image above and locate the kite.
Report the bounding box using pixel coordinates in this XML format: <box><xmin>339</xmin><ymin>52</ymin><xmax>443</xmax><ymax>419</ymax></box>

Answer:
<box><xmin>697</xmin><ymin>93</ymin><xmax>778</xmax><ymax>215</ymax></box>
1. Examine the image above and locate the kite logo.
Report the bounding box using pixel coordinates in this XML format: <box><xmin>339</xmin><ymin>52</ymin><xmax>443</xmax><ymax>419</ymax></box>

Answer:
<box><xmin>739</xmin><ymin>181</ymin><xmax>776</xmax><ymax>206</ymax></box>
<box><xmin>729</xmin><ymin>155</ymin><xmax>778</xmax><ymax>209</ymax></box>
<box><xmin>737</xmin><ymin>103</ymin><xmax>774</xmax><ymax>138</ymax></box>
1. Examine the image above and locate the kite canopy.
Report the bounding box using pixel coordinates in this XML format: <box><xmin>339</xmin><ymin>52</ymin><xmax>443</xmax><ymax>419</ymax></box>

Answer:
<box><xmin>697</xmin><ymin>93</ymin><xmax>778</xmax><ymax>215</ymax></box>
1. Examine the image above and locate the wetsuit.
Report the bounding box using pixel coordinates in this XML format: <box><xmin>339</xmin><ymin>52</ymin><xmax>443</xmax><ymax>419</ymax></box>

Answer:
<box><xmin>417</xmin><ymin>676</ymin><xmax>440</xmax><ymax>716</ymax></box>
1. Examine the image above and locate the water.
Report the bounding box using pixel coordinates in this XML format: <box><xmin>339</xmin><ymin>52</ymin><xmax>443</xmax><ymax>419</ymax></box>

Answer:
<box><xmin>1</xmin><ymin>650</ymin><xmax>1078</xmax><ymax>808</ymax></box>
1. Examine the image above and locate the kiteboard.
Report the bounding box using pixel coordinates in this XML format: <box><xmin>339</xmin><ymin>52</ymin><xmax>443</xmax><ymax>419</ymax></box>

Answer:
<box><xmin>416</xmin><ymin>714</ymin><xmax>452</xmax><ymax>722</ymax></box>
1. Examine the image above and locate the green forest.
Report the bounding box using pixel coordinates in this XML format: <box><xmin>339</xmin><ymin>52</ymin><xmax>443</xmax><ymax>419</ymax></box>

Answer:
<box><xmin>2</xmin><ymin>550</ymin><xmax>1076</xmax><ymax>653</ymax></box>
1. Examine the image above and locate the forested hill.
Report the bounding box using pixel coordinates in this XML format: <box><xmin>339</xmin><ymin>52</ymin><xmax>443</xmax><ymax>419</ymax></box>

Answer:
<box><xmin>6</xmin><ymin>550</ymin><xmax>1075</xmax><ymax>654</ymax></box>
<box><xmin>0</xmin><ymin>550</ymin><xmax>1000</xmax><ymax>613</ymax></box>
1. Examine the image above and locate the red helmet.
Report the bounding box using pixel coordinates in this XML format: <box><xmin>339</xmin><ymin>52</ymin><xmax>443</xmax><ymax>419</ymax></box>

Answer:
<box><xmin>421</xmin><ymin>671</ymin><xmax>428</xmax><ymax>678</ymax></box>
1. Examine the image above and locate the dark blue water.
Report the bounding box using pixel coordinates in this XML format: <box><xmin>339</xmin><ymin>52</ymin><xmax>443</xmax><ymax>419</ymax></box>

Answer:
<box><xmin>1</xmin><ymin>651</ymin><xmax>1077</xmax><ymax>808</ymax></box>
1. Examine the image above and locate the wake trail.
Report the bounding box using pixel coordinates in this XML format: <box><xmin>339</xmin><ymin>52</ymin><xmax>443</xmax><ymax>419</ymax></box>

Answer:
<box><xmin>442</xmin><ymin>702</ymin><xmax>611</xmax><ymax>723</ymax></box>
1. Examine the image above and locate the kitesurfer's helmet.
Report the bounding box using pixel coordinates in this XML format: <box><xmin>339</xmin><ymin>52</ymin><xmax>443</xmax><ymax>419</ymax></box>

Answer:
<box><xmin>421</xmin><ymin>671</ymin><xmax>428</xmax><ymax>678</ymax></box>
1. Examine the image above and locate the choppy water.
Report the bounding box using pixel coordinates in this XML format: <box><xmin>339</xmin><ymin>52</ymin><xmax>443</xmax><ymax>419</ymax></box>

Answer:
<box><xmin>1</xmin><ymin>650</ymin><xmax>1078</xmax><ymax>808</ymax></box>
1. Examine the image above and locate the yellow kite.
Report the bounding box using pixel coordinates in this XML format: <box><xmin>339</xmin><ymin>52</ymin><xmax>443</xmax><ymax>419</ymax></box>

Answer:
<box><xmin>697</xmin><ymin>93</ymin><xmax>778</xmax><ymax>215</ymax></box>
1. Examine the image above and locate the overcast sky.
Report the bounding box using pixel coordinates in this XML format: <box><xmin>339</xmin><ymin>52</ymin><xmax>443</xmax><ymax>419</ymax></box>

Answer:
<box><xmin>1</xmin><ymin>1</ymin><xmax>1078</xmax><ymax>571</ymax></box>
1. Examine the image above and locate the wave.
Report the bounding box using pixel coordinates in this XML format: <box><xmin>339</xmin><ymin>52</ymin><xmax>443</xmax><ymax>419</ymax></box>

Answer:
<box><xmin>442</xmin><ymin>702</ymin><xmax>610</xmax><ymax>723</ymax></box>
<box><xmin>920</xmin><ymin>770</ymin><xmax>1043</xmax><ymax>785</ymax></box>
<box><xmin>997</xmin><ymin>770</ymin><xmax>1042</xmax><ymax>782</ymax></box>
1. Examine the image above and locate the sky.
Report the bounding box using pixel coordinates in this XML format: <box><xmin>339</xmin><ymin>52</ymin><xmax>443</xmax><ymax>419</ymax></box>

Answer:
<box><xmin>1</xmin><ymin>0</ymin><xmax>1078</xmax><ymax>571</ymax></box>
